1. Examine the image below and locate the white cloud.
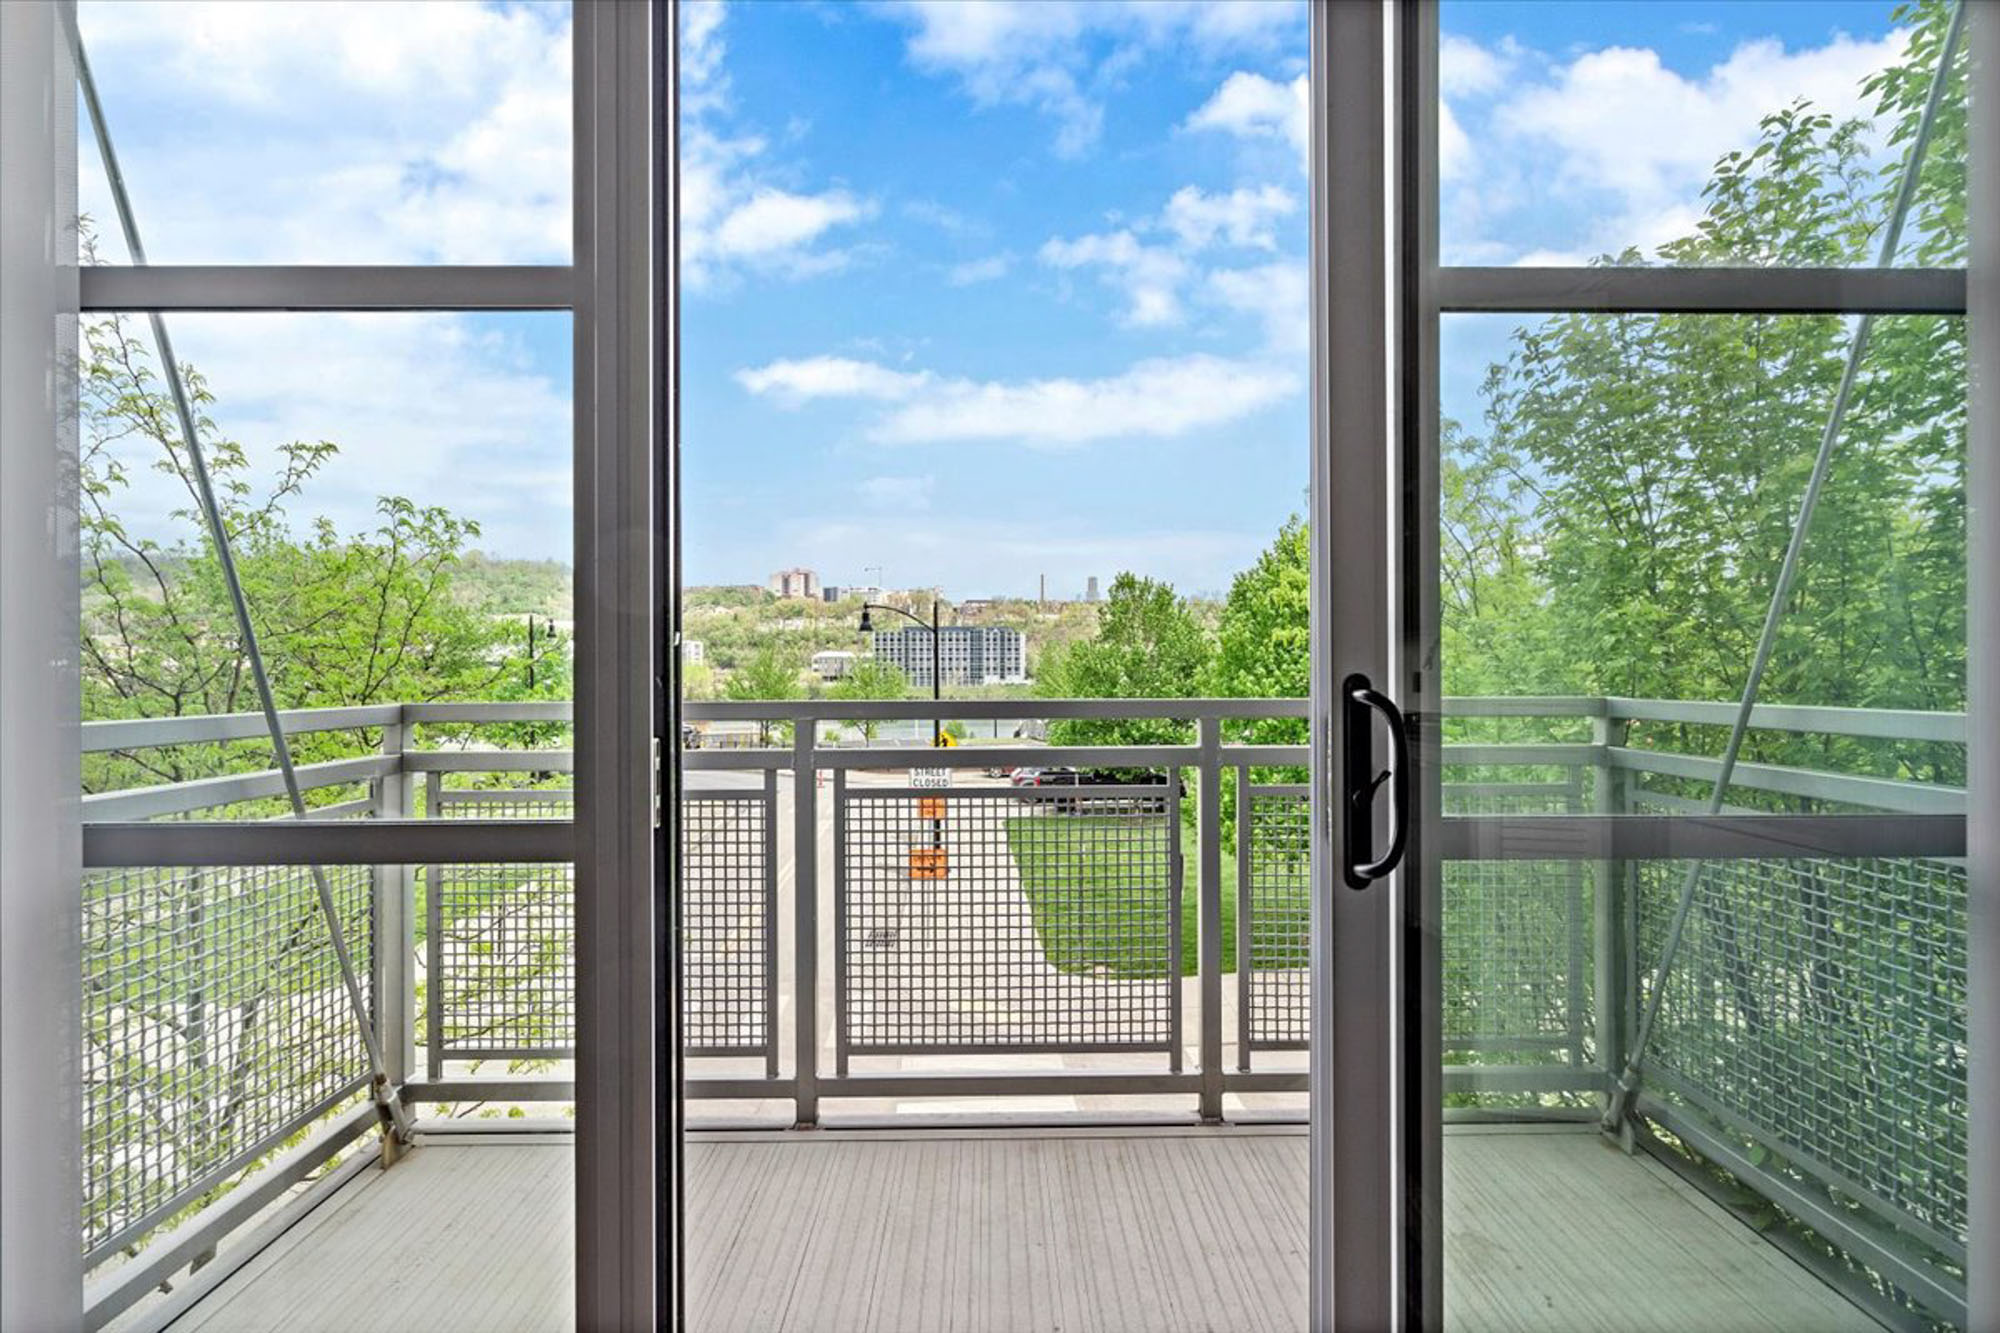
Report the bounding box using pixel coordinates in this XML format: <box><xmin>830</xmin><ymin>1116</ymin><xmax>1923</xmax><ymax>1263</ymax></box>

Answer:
<box><xmin>1183</xmin><ymin>71</ymin><xmax>1308</xmax><ymax>173</ymax></box>
<box><xmin>1039</xmin><ymin>181</ymin><xmax>1300</xmax><ymax>328</ymax></box>
<box><xmin>947</xmin><ymin>253</ymin><xmax>1014</xmax><ymax>286</ymax></box>
<box><xmin>735</xmin><ymin>356</ymin><xmax>932</xmax><ymax>404</ymax></box>
<box><xmin>1440</xmin><ymin>33</ymin><xmax>1514</xmax><ymax>98</ymax></box>
<box><xmin>1209</xmin><ymin>261</ymin><xmax>1307</xmax><ymax>354</ymax></box>
<box><xmin>1498</xmin><ymin>35</ymin><xmax>1900</xmax><ymax>203</ymax></box>
<box><xmin>1161</xmin><ymin>184</ymin><xmax>1295</xmax><ymax>251</ymax></box>
<box><xmin>713</xmin><ymin>188</ymin><xmax>874</xmax><ymax>260</ymax></box>
<box><xmin>679</xmin><ymin>0</ymin><xmax>730</xmax><ymax>113</ymax></box>
<box><xmin>1039</xmin><ymin>230</ymin><xmax>1189</xmax><ymax>327</ymax></box>
<box><xmin>877</xmin><ymin>0</ymin><xmax>1298</xmax><ymax>158</ymax></box>
<box><xmin>856</xmin><ymin>475</ymin><xmax>937</xmax><ymax>510</ymax></box>
<box><xmin>740</xmin><ymin>352</ymin><xmax>1297</xmax><ymax>448</ymax></box>
<box><xmin>1457</xmin><ymin>29</ymin><xmax>1907</xmax><ymax>263</ymax></box>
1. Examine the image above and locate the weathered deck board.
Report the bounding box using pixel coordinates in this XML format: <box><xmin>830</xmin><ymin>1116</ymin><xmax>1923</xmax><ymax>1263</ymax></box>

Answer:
<box><xmin>167</xmin><ymin>1125</ymin><xmax>1872</xmax><ymax>1333</ymax></box>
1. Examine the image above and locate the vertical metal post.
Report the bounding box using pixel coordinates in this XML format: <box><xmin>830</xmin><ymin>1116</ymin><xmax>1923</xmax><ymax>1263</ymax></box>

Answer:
<box><xmin>832</xmin><ymin>768</ymin><xmax>849</xmax><ymax>1080</ymax></box>
<box><xmin>1198</xmin><ymin>716</ymin><xmax>1224</xmax><ymax>1122</ymax></box>
<box><xmin>763</xmin><ymin>766</ymin><xmax>781</xmax><ymax>1080</ymax></box>
<box><xmin>1590</xmin><ymin>714</ymin><xmax>1626</xmax><ymax>1087</ymax></box>
<box><xmin>423</xmin><ymin>771</ymin><xmax>444</xmax><ymax>1084</ymax></box>
<box><xmin>1168</xmin><ymin>771</ymin><xmax>1184</xmax><ymax>1076</ymax></box>
<box><xmin>372</xmin><ymin>718</ymin><xmax>412</xmax><ymax>1158</ymax></box>
<box><xmin>1565</xmin><ymin>764</ymin><xmax>1586</xmax><ymax>1069</ymax></box>
<box><xmin>1236</xmin><ymin>764</ymin><xmax>1254</xmax><ymax>1073</ymax></box>
<box><xmin>792</xmin><ymin>720</ymin><xmax>819</xmax><ymax>1125</ymax></box>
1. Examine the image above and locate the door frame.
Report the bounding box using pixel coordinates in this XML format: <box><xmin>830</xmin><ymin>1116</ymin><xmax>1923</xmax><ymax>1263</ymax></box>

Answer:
<box><xmin>1308</xmin><ymin>3</ymin><xmax>1409</xmax><ymax>1329</ymax></box>
<box><xmin>573</xmin><ymin>0</ymin><xmax>669</xmax><ymax>1326</ymax></box>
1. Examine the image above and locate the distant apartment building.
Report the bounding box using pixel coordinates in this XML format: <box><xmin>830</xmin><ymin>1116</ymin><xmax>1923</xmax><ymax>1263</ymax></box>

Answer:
<box><xmin>767</xmin><ymin>567</ymin><xmax>821</xmax><ymax>599</ymax></box>
<box><xmin>1085</xmin><ymin>576</ymin><xmax>1101</xmax><ymax>602</ymax></box>
<box><xmin>821</xmin><ymin>586</ymin><xmax>842</xmax><ymax>602</ymax></box>
<box><xmin>682</xmin><ymin>638</ymin><xmax>705</xmax><ymax>665</ymax></box>
<box><xmin>811</xmin><ymin>650</ymin><xmax>856</xmax><ymax>681</ymax></box>
<box><xmin>873</xmin><ymin>625</ymin><xmax>1027</xmax><ymax>687</ymax></box>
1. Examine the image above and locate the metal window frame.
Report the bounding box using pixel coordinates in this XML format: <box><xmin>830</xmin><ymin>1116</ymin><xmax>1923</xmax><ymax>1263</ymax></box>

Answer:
<box><xmin>1</xmin><ymin>2</ymin><xmax>84</xmax><ymax>1326</ymax></box>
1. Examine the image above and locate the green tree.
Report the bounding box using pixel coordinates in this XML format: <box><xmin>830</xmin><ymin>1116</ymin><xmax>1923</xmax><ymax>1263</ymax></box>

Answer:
<box><xmin>1210</xmin><ymin>517</ymin><xmax>1309</xmax><ymax>748</ymax></box>
<box><xmin>78</xmin><ymin>311</ymin><xmax>515</xmax><ymax>794</ymax></box>
<box><xmin>1037</xmin><ymin>573</ymin><xmax>1212</xmax><ymax>749</ymax></box>
<box><xmin>725</xmin><ymin>645</ymin><xmax>804</xmax><ymax>744</ymax></box>
<box><xmin>828</xmin><ymin>658</ymin><xmax>909</xmax><ymax>741</ymax></box>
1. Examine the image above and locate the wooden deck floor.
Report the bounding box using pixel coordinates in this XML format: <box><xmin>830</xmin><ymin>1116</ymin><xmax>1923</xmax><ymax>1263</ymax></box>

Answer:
<box><xmin>167</xmin><ymin>1125</ymin><xmax>1872</xmax><ymax>1333</ymax></box>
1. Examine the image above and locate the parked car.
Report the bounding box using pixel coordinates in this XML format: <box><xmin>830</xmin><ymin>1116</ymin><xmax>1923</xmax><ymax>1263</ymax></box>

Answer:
<box><xmin>1008</xmin><ymin>766</ymin><xmax>1078</xmax><ymax>789</ymax></box>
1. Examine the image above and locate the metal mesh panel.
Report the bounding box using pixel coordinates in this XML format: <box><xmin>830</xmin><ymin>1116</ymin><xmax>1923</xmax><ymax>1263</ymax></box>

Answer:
<box><xmin>431</xmin><ymin>788</ymin><xmax>574</xmax><ymax>1057</ymax></box>
<box><xmin>840</xmin><ymin>785</ymin><xmax>1179</xmax><ymax>1054</ymax></box>
<box><xmin>427</xmin><ymin>783</ymin><xmax>780</xmax><ymax>1065</ymax></box>
<box><xmin>1244</xmin><ymin>790</ymin><xmax>1310</xmax><ymax>1048</ymax></box>
<box><xmin>82</xmin><ymin>862</ymin><xmax>372</xmax><ymax>1260</ymax></box>
<box><xmin>1439</xmin><ymin>775</ymin><xmax>1592</xmax><ymax>1062</ymax></box>
<box><xmin>682</xmin><ymin>790</ymin><xmax>775</xmax><ymax>1056</ymax></box>
<box><xmin>1634</xmin><ymin>854</ymin><xmax>1968</xmax><ymax>1253</ymax></box>
<box><xmin>1442</xmin><ymin>859</ymin><xmax>1592</xmax><ymax>1060</ymax></box>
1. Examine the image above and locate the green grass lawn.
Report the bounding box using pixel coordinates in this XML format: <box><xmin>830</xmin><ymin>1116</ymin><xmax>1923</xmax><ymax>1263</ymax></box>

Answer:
<box><xmin>1005</xmin><ymin>811</ymin><xmax>1309</xmax><ymax>979</ymax></box>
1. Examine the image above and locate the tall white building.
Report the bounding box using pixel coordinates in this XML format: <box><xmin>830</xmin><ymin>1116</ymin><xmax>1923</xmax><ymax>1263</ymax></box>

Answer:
<box><xmin>872</xmin><ymin>625</ymin><xmax>1026</xmax><ymax>686</ymax></box>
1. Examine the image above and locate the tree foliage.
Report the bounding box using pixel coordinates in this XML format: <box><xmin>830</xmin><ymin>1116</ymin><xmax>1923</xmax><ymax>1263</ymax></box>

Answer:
<box><xmin>1210</xmin><ymin>517</ymin><xmax>1309</xmax><ymax>747</ymax></box>
<box><xmin>828</xmin><ymin>657</ymin><xmax>910</xmax><ymax>740</ymax></box>
<box><xmin>1038</xmin><ymin>573</ymin><xmax>1213</xmax><ymax>748</ymax></box>
<box><xmin>78</xmin><ymin>312</ymin><xmax>559</xmax><ymax>794</ymax></box>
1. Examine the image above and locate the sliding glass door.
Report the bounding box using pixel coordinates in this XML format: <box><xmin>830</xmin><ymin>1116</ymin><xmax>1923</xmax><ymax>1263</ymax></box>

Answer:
<box><xmin>1337</xmin><ymin>2</ymin><xmax>1978</xmax><ymax>1328</ymax></box>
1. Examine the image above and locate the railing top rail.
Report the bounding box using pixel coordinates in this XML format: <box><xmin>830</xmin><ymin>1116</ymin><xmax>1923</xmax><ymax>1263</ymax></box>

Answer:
<box><xmin>685</xmin><ymin>698</ymin><xmax>1311</xmax><ymax>722</ymax></box>
<box><xmin>1603</xmin><ymin>696</ymin><xmax>1966</xmax><ymax>743</ymax></box>
<box><xmin>82</xmin><ymin>696</ymin><xmax>1967</xmax><ymax>749</ymax></box>
<box><xmin>1439</xmin><ymin>696</ymin><xmax>1606</xmax><ymax>718</ymax></box>
<box><xmin>82</xmin><ymin>754</ymin><xmax>395</xmax><ymax>822</ymax></box>
<box><xmin>81</xmin><ymin>703</ymin><xmax>405</xmax><ymax>753</ymax></box>
<box><xmin>81</xmin><ymin>700</ymin><xmax>574</xmax><ymax>752</ymax></box>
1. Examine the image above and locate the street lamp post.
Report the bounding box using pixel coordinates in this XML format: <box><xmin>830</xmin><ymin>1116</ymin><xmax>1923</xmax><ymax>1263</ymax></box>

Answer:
<box><xmin>858</xmin><ymin>598</ymin><xmax>942</xmax><ymax>746</ymax></box>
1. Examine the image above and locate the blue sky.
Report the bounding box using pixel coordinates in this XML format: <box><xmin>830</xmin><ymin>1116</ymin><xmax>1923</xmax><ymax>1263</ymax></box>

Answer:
<box><xmin>77</xmin><ymin>0</ymin><xmax>1911</xmax><ymax>600</ymax></box>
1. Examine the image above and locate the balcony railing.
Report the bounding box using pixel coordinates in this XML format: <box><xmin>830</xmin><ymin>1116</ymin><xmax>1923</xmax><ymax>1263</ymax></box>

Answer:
<box><xmin>75</xmin><ymin>696</ymin><xmax>1970</xmax><ymax>1328</ymax></box>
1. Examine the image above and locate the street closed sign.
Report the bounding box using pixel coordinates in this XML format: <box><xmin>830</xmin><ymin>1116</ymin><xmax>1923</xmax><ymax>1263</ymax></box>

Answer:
<box><xmin>911</xmin><ymin>767</ymin><xmax>952</xmax><ymax>789</ymax></box>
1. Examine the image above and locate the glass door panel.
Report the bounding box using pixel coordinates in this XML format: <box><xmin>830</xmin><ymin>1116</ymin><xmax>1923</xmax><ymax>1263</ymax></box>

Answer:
<box><xmin>1411</xmin><ymin>3</ymin><xmax>1973</xmax><ymax>1325</ymax></box>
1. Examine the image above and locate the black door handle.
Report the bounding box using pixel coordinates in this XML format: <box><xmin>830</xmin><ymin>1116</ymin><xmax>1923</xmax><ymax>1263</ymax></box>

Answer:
<box><xmin>1342</xmin><ymin>673</ymin><xmax>1410</xmax><ymax>889</ymax></box>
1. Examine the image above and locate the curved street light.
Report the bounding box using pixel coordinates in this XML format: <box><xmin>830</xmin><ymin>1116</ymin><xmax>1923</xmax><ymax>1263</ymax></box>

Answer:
<box><xmin>858</xmin><ymin>599</ymin><xmax>942</xmax><ymax>747</ymax></box>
